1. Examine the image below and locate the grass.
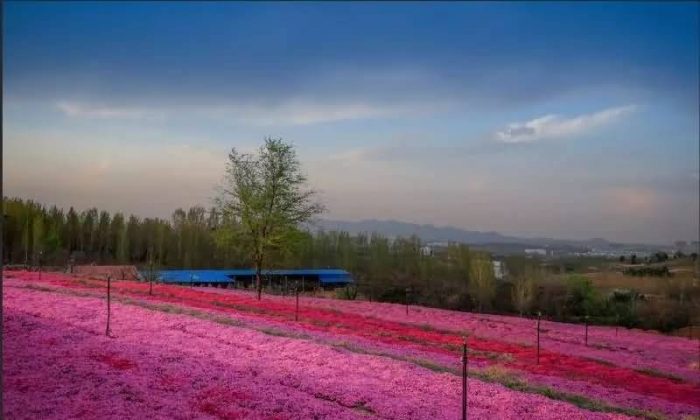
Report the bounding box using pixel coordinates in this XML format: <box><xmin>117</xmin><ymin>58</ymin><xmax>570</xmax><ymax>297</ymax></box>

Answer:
<box><xmin>479</xmin><ymin>365</ymin><xmax>528</xmax><ymax>390</ymax></box>
<box><xmin>442</xmin><ymin>342</ymin><xmax>514</xmax><ymax>363</ymax></box>
<box><xmin>635</xmin><ymin>367</ymin><xmax>684</xmax><ymax>383</ymax></box>
<box><xmin>584</xmin><ymin>270</ymin><xmax>696</xmax><ymax>294</ymax></box>
<box><xmin>351</xmin><ymin>401</ymin><xmax>375</xmax><ymax>416</ymax></box>
<box><xmin>257</xmin><ymin>326</ymin><xmax>311</xmax><ymax>340</ymax></box>
<box><xmin>586</xmin><ymin>357</ymin><xmax>615</xmax><ymax>367</ymax></box>
<box><xmin>408</xmin><ymin>357</ymin><xmax>458</xmax><ymax>374</ymax></box>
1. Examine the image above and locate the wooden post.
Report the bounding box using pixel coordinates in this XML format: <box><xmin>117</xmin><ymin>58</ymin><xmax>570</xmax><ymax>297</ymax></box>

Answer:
<box><xmin>537</xmin><ymin>311</ymin><xmax>541</xmax><ymax>365</ymax></box>
<box><xmin>462</xmin><ymin>338</ymin><xmax>468</xmax><ymax>420</ymax></box>
<box><xmin>405</xmin><ymin>287</ymin><xmax>410</xmax><ymax>316</ymax></box>
<box><xmin>149</xmin><ymin>260</ymin><xmax>154</xmax><ymax>296</ymax></box>
<box><xmin>295</xmin><ymin>282</ymin><xmax>300</xmax><ymax>322</ymax></box>
<box><xmin>106</xmin><ymin>275</ymin><xmax>112</xmax><ymax>337</ymax></box>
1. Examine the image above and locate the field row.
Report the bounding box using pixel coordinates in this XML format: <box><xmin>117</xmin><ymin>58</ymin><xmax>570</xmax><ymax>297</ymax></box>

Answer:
<box><xmin>3</xmin><ymin>271</ymin><xmax>700</xmax><ymax>419</ymax></box>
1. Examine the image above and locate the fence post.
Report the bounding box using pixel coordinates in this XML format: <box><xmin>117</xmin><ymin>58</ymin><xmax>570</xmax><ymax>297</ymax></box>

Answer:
<box><xmin>405</xmin><ymin>287</ymin><xmax>410</xmax><ymax>316</ymax></box>
<box><xmin>537</xmin><ymin>311</ymin><xmax>541</xmax><ymax>365</ymax></box>
<box><xmin>149</xmin><ymin>259</ymin><xmax>154</xmax><ymax>296</ymax></box>
<box><xmin>295</xmin><ymin>281</ymin><xmax>300</xmax><ymax>322</ymax></box>
<box><xmin>462</xmin><ymin>338</ymin><xmax>468</xmax><ymax>420</ymax></box>
<box><xmin>584</xmin><ymin>315</ymin><xmax>589</xmax><ymax>346</ymax></box>
<box><xmin>38</xmin><ymin>251</ymin><xmax>43</xmax><ymax>282</ymax></box>
<box><xmin>106</xmin><ymin>275</ymin><xmax>112</xmax><ymax>337</ymax></box>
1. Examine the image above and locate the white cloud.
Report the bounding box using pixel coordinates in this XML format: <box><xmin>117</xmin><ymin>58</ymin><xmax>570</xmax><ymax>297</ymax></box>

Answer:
<box><xmin>204</xmin><ymin>101</ymin><xmax>410</xmax><ymax>126</ymax></box>
<box><xmin>495</xmin><ymin>104</ymin><xmax>637</xmax><ymax>144</ymax></box>
<box><xmin>56</xmin><ymin>98</ymin><xmax>430</xmax><ymax>126</ymax></box>
<box><xmin>56</xmin><ymin>101</ymin><xmax>162</xmax><ymax>120</ymax></box>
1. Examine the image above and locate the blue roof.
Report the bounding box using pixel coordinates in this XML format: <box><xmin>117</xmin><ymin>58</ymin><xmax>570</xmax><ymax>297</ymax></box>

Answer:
<box><xmin>153</xmin><ymin>269</ymin><xmax>354</xmax><ymax>284</ymax></box>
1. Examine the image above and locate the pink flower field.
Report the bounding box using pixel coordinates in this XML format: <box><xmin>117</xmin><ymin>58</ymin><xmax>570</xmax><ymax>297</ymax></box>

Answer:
<box><xmin>3</xmin><ymin>270</ymin><xmax>700</xmax><ymax>419</ymax></box>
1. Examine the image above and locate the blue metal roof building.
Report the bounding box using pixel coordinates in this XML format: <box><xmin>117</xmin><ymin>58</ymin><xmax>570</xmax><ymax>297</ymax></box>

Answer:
<box><xmin>154</xmin><ymin>268</ymin><xmax>353</xmax><ymax>289</ymax></box>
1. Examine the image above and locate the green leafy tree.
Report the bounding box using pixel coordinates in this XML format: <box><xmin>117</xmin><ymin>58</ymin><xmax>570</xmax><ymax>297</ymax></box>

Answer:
<box><xmin>45</xmin><ymin>224</ymin><xmax>62</xmax><ymax>256</ymax></box>
<box><xmin>110</xmin><ymin>213</ymin><xmax>125</xmax><ymax>263</ymax></box>
<box><xmin>22</xmin><ymin>214</ymin><xmax>30</xmax><ymax>265</ymax></box>
<box><xmin>81</xmin><ymin>208</ymin><xmax>98</xmax><ymax>255</ymax></box>
<box><xmin>117</xmin><ymin>224</ymin><xmax>129</xmax><ymax>263</ymax></box>
<box><xmin>32</xmin><ymin>215</ymin><xmax>44</xmax><ymax>265</ymax></box>
<box><xmin>566</xmin><ymin>275</ymin><xmax>599</xmax><ymax>317</ymax></box>
<box><xmin>97</xmin><ymin>211</ymin><xmax>111</xmax><ymax>261</ymax></box>
<box><xmin>66</xmin><ymin>207</ymin><xmax>81</xmax><ymax>252</ymax></box>
<box><xmin>216</xmin><ymin>137</ymin><xmax>324</xmax><ymax>300</ymax></box>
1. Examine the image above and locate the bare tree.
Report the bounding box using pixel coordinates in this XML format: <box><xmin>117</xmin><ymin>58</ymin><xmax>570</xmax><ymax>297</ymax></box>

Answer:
<box><xmin>512</xmin><ymin>266</ymin><xmax>539</xmax><ymax>316</ymax></box>
<box><xmin>469</xmin><ymin>255</ymin><xmax>495</xmax><ymax>312</ymax></box>
<box><xmin>216</xmin><ymin>137</ymin><xmax>324</xmax><ymax>300</ymax></box>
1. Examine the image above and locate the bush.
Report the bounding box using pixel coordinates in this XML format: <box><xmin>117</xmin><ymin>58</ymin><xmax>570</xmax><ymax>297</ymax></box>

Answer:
<box><xmin>634</xmin><ymin>299</ymin><xmax>692</xmax><ymax>332</ymax></box>
<box><xmin>622</xmin><ymin>265</ymin><xmax>671</xmax><ymax>277</ymax></box>
<box><xmin>565</xmin><ymin>275</ymin><xmax>601</xmax><ymax>317</ymax></box>
<box><xmin>335</xmin><ymin>285</ymin><xmax>358</xmax><ymax>300</ymax></box>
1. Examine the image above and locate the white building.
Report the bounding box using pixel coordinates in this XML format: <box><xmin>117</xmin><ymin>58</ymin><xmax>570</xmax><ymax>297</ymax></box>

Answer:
<box><xmin>420</xmin><ymin>246</ymin><xmax>433</xmax><ymax>257</ymax></box>
<box><xmin>524</xmin><ymin>248</ymin><xmax>547</xmax><ymax>256</ymax></box>
<box><xmin>492</xmin><ymin>260</ymin><xmax>505</xmax><ymax>280</ymax></box>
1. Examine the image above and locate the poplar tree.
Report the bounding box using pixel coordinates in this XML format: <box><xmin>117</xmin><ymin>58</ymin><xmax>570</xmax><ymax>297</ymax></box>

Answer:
<box><xmin>216</xmin><ymin>137</ymin><xmax>324</xmax><ymax>300</ymax></box>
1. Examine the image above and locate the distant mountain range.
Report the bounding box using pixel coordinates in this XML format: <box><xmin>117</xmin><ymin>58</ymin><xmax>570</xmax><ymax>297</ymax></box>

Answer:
<box><xmin>311</xmin><ymin>219</ymin><xmax>665</xmax><ymax>251</ymax></box>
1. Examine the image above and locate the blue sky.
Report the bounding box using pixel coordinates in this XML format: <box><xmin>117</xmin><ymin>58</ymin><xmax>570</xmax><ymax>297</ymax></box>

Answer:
<box><xmin>4</xmin><ymin>2</ymin><xmax>698</xmax><ymax>243</ymax></box>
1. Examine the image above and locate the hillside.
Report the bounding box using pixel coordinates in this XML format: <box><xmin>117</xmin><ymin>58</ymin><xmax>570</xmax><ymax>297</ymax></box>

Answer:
<box><xmin>314</xmin><ymin>219</ymin><xmax>668</xmax><ymax>250</ymax></box>
<box><xmin>3</xmin><ymin>270</ymin><xmax>699</xmax><ymax>419</ymax></box>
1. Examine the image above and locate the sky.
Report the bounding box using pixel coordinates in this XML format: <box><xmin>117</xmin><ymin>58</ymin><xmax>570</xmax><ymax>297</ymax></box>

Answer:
<box><xmin>3</xmin><ymin>2</ymin><xmax>699</xmax><ymax>244</ymax></box>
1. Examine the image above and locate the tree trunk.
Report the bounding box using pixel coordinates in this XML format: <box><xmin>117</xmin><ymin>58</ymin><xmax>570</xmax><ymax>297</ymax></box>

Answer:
<box><xmin>255</xmin><ymin>265</ymin><xmax>262</xmax><ymax>300</ymax></box>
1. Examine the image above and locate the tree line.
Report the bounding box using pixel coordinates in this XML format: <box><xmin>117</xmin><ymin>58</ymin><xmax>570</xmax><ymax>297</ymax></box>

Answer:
<box><xmin>2</xmin><ymin>197</ymin><xmax>226</xmax><ymax>269</ymax></box>
<box><xmin>3</xmin><ymin>195</ymin><xmax>697</xmax><ymax>331</ymax></box>
<box><xmin>1</xmin><ymin>195</ymin><xmax>493</xmax><ymax>304</ymax></box>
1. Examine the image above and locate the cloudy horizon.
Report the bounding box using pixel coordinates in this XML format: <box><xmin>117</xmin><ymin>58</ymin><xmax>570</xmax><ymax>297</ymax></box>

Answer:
<box><xmin>3</xmin><ymin>2</ymin><xmax>699</xmax><ymax>244</ymax></box>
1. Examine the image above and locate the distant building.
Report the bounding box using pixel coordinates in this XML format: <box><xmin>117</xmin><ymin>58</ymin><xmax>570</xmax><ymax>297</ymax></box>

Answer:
<box><xmin>524</xmin><ymin>248</ymin><xmax>547</xmax><ymax>256</ymax></box>
<box><xmin>492</xmin><ymin>260</ymin><xmax>505</xmax><ymax>280</ymax></box>
<box><xmin>420</xmin><ymin>246</ymin><xmax>433</xmax><ymax>257</ymax></box>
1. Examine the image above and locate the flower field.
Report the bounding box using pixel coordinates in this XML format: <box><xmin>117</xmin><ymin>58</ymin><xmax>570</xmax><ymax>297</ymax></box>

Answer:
<box><xmin>3</xmin><ymin>270</ymin><xmax>700</xmax><ymax>419</ymax></box>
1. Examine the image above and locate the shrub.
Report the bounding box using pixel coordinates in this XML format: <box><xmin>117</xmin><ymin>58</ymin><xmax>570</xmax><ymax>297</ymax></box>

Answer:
<box><xmin>335</xmin><ymin>285</ymin><xmax>358</xmax><ymax>300</ymax></box>
<box><xmin>623</xmin><ymin>266</ymin><xmax>671</xmax><ymax>277</ymax></box>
